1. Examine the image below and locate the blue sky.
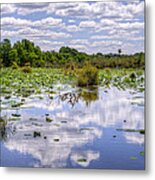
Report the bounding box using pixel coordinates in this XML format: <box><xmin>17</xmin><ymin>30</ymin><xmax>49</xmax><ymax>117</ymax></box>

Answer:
<box><xmin>1</xmin><ymin>1</ymin><xmax>144</xmax><ymax>54</ymax></box>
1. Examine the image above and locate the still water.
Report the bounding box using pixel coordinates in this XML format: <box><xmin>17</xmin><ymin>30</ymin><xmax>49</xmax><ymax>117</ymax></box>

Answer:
<box><xmin>0</xmin><ymin>85</ymin><xmax>144</xmax><ymax>169</ymax></box>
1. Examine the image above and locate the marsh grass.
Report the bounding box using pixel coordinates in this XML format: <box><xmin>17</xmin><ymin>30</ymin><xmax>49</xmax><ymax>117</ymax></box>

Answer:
<box><xmin>77</xmin><ymin>65</ymin><xmax>99</xmax><ymax>86</ymax></box>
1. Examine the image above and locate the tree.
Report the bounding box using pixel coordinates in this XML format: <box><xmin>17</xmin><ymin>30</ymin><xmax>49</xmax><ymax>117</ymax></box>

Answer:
<box><xmin>118</xmin><ymin>49</ymin><xmax>122</xmax><ymax>56</ymax></box>
<box><xmin>8</xmin><ymin>49</ymin><xmax>19</xmax><ymax>65</ymax></box>
<box><xmin>0</xmin><ymin>39</ymin><xmax>12</xmax><ymax>66</ymax></box>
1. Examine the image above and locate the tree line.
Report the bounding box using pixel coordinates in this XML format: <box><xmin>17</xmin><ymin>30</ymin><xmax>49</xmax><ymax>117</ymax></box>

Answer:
<box><xmin>0</xmin><ymin>39</ymin><xmax>145</xmax><ymax>69</ymax></box>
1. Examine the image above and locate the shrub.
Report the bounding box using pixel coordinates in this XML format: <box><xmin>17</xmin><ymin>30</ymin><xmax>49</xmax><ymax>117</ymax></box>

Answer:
<box><xmin>21</xmin><ymin>66</ymin><xmax>32</xmax><ymax>73</ymax></box>
<box><xmin>77</xmin><ymin>64</ymin><xmax>98</xmax><ymax>86</ymax></box>
<box><xmin>11</xmin><ymin>62</ymin><xmax>19</xmax><ymax>69</ymax></box>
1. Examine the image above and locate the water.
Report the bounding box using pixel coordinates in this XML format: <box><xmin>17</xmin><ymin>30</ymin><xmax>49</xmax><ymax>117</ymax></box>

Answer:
<box><xmin>0</xmin><ymin>85</ymin><xmax>145</xmax><ymax>169</ymax></box>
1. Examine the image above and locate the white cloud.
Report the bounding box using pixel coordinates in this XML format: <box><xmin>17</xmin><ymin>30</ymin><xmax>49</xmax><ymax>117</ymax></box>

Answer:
<box><xmin>65</xmin><ymin>25</ymin><xmax>80</xmax><ymax>32</ymax></box>
<box><xmin>14</xmin><ymin>3</ymin><xmax>48</xmax><ymax>16</ymax></box>
<box><xmin>2</xmin><ymin>28</ymin><xmax>72</xmax><ymax>39</ymax></box>
<box><xmin>91</xmin><ymin>40</ymin><xmax>123</xmax><ymax>48</ymax></box>
<box><xmin>1</xmin><ymin>1</ymin><xmax>144</xmax><ymax>54</ymax></box>
<box><xmin>1</xmin><ymin>4</ymin><xmax>17</xmax><ymax>14</ymax></box>
<box><xmin>68</xmin><ymin>19</ymin><xmax>76</xmax><ymax>23</ymax></box>
<box><xmin>1</xmin><ymin>17</ymin><xmax>31</xmax><ymax>27</ymax></box>
<box><xmin>70</xmin><ymin>39</ymin><xmax>89</xmax><ymax>45</ymax></box>
<box><xmin>1</xmin><ymin>1</ymin><xmax>144</xmax><ymax>21</ymax></box>
<box><xmin>1</xmin><ymin>16</ymin><xmax>64</xmax><ymax>29</ymax></box>
<box><xmin>68</xmin><ymin>44</ymin><xmax>88</xmax><ymax>52</ymax></box>
<box><xmin>33</xmin><ymin>17</ymin><xmax>63</xmax><ymax>28</ymax></box>
<box><xmin>79</xmin><ymin>20</ymin><xmax>96</xmax><ymax>28</ymax></box>
<box><xmin>118</xmin><ymin>22</ymin><xmax>144</xmax><ymax>29</ymax></box>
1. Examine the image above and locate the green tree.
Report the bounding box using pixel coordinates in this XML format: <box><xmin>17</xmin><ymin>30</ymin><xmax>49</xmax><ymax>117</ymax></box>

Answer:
<box><xmin>9</xmin><ymin>49</ymin><xmax>19</xmax><ymax>65</ymax></box>
<box><xmin>0</xmin><ymin>39</ymin><xmax>12</xmax><ymax>66</ymax></box>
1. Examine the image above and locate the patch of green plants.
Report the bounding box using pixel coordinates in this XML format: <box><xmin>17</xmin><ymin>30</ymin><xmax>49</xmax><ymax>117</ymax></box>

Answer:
<box><xmin>77</xmin><ymin>158</ymin><xmax>87</xmax><ymax>162</ymax></box>
<box><xmin>116</xmin><ymin>128</ymin><xmax>145</xmax><ymax>134</ymax></box>
<box><xmin>21</xmin><ymin>66</ymin><xmax>32</xmax><ymax>73</ymax></box>
<box><xmin>46</xmin><ymin>117</ymin><xmax>53</xmax><ymax>122</ymax></box>
<box><xmin>130</xmin><ymin>156</ymin><xmax>137</xmax><ymax>160</ymax></box>
<box><xmin>77</xmin><ymin>64</ymin><xmax>99</xmax><ymax>86</ymax></box>
<box><xmin>33</xmin><ymin>131</ymin><xmax>41</xmax><ymax>138</ymax></box>
<box><xmin>140</xmin><ymin>151</ymin><xmax>145</xmax><ymax>156</ymax></box>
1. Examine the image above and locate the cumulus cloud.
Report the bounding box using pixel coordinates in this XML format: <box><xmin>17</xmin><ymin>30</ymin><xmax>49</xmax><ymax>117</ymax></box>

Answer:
<box><xmin>69</xmin><ymin>39</ymin><xmax>89</xmax><ymax>45</ymax></box>
<box><xmin>1</xmin><ymin>1</ymin><xmax>144</xmax><ymax>54</ymax></box>
<box><xmin>1</xmin><ymin>28</ymin><xmax>72</xmax><ymax>39</ymax></box>
<box><xmin>1</xmin><ymin>17</ymin><xmax>31</xmax><ymax>27</ymax></box>
<box><xmin>1</xmin><ymin>4</ymin><xmax>17</xmax><ymax>14</ymax></box>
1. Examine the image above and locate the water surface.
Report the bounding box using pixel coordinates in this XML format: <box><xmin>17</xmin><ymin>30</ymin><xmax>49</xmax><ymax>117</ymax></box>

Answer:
<box><xmin>0</xmin><ymin>85</ymin><xmax>145</xmax><ymax>169</ymax></box>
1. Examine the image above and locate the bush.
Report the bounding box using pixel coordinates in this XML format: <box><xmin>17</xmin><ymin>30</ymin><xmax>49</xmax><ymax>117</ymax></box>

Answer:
<box><xmin>11</xmin><ymin>62</ymin><xmax>19</xmax><ymax>69</ymax></box>
<box><xmin>21</xmin><ymin>66</ymin><xmax>32</xmax><ymax>73</ymax></box>
<box><xmin>77</xmin><ymin>64</ymin><xmax>98</xmax><ymax>86</ymax></box>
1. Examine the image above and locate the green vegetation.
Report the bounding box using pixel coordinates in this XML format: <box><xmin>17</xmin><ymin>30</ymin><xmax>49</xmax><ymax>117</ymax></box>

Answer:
<box><xmin>33</xmin><ymin>131</ymin><xmax>41</xmax><ymax>138</ymax></box>
<box><xmin>130</xmin><ymin>156</ymin><xmax>137</xmax><ymax>160</ymax></box>
<box><xmin>77</xmin><ymin>158</ymin><xmax>87</xmax><ymax>162</ymax></box>
<box><xmin>46</xmin><ymin>117</ymin><xmax>53</xmax><ymax>123</ymax></box>
<box><xmin>0</xmin><ymin>39</ymin><xmax>145</xmax><ymax>69</ymax></box>
<box><xmin>77</xmin><ymin>64</ymin><xmax>98</xmax><ymax>86</ymax></box>
<box><xmin>140</xmin><ymin>151</ymin><xmax>145</xmax><ymax>156</ymax></box>
<box><xmin>0</xmin><ymin>68</ymin><xmax>144</xmax><ymax>101</ymax></box>
<box><xmin>116</xmin><ymin>128</ymin><xmax>145</xmax><ymax>134</ymax></box>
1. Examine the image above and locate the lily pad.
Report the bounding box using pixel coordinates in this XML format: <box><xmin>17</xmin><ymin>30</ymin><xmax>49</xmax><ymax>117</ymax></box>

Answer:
<box><xmin>33</xmin><ymin>131</ymin><xmax>41</xmax><ymax>138</ymax></box>
<box><xmin>130</xmin><ymin>156</ymin><xmax>137</xmax><ymax>160</ymax></box>
<box><xmin>77</xmin><ymin>158</ymin><xmax>87</xmax><ymax>162</ymax></box>
<box><xmin>46</xmin><ymin>117</ymin><xmax>53</xmax><ymax>122</ymax></box>
<box><xmin>140</xmin><ymin>151</ymin><xmax>145</xmax><ymax>156</ymax></box>
<box><xmin>11</xmin><ymin>113</ymin><xmax>21</xmax><ymax>117</ymax></box>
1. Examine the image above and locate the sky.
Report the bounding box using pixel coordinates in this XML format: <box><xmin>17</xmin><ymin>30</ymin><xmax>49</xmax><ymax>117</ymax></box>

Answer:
<box><xmin>1</xmin><ymin>1</ymin><xmax>145</xmax><ymax>54</ymax></box>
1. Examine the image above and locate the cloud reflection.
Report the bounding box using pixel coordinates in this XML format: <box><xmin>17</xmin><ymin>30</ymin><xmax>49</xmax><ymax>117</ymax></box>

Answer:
<box><xmin>1</xmin><ymin>86</ymin><xmax>144</xmax><ymax>167</ymax></box>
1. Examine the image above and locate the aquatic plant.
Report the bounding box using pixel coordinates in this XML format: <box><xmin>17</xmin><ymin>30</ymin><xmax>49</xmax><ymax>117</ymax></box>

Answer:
<box><xmin>77</xmin><ymin>64</ymin><xmax>99</xmax><ymax>86</ymax></box>
<box><xmin>21</xmin><ymin>66</ymin><xmax>32</xmax><ymax>73</ymax></box>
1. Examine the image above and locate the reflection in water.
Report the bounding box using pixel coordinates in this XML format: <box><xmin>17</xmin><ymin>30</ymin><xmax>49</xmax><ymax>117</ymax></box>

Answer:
<box><xmin>0</xmin><ymin>120</ymin><xmax>7</xmax><ymax>141</ymax></box>
<box><xmin>59</xmin><ymin>86</ymin><xmax>99</xmax><ymax>107</ymax></box>
<box><xmin>0</xmin><ymin>85</ymin><xmax>144</xmax><ymax>168</ymax></box>
<box><xmin>0</xmin><ymin>118</ymin><xmax>15</xmax><ymax>141</ymax></box>
<box><xmin>71</xmin><ymin>151</ymin><xmax>100</xmax><ymax>167</ymax></box>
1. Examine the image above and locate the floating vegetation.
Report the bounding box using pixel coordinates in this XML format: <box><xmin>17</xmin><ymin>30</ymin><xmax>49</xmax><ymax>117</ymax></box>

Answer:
<box><xmin>11</xmin><ymin>113</ymin><xmax>21</xmax><ymax>117</ymax></box>
<box><xmin>140</xmin><ymin>151</ymin><xmax>145</xmax><ymax>156</ymax></box>
<box><xmin>46</xmin><ymin>117</ymin><xmax>53</xmax><ymax>122</ymax></box>
<box><xmin>116</xmin><ymin>128</ymin><xmax>145</xmax><ymax>134</ymax></box>
<box><xmin>61</xmin><ymin>120</ymin><xmax>67</xmax><ymax>123</ymax></box>
<box><xmin>11</xmin><ymin>102</ymin><xmax>24</xmax><ymax>108</ymax></box>
<box><xmin>130</xmin><ymin>156</ymin><xmax>137</xmax><ymax>160</ymax></box>
<box><xmin>0</xmin><ymin>68</ymin><xmax>144</xmax><ymax>99</ymax></box>
<box><xmin>29</xmin><ymin>117</ymin><xmax>38</xmax><ymax>121</ymax></box>
<box><xmin>9</xmin><ymin>117</ymin><xmax>20</xmax><ymax>121</ymax></box>
<box><xmin>54</xmin><ymin>124</ymin><xmax>60</xmax><ymax>127</ymax></box>
<box><xmin>139</xmin><ymin>130</ymin><xmax>145</xmax><ymax>134</ymax></box>
<box><xmin>77</xmin><ymin>158</ymin><xmax>87</xmax><ymax>162</ymax></box>
<box><xmin>80</xmin><ymin>128</ymin><xmax>94</xmax><ymax>132</ymax></box>
<box><xmin>24</xmin><ymin>133</ymin><xmax>32</xmax><ymax>137</ymax></box>
<box><xmin>4</xmin><ymin>95</ymin><xmax>11</xmax><ymax>99</ymax></box>
<box><xmin>0</xmin><ymin>117</ymin><xmax>5</xmax><ymax>123</ymax></box>
<box><xmin>33</xmin><ymin>131</ymin><xmax>41</xmax><ymax>138</ymax></box>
